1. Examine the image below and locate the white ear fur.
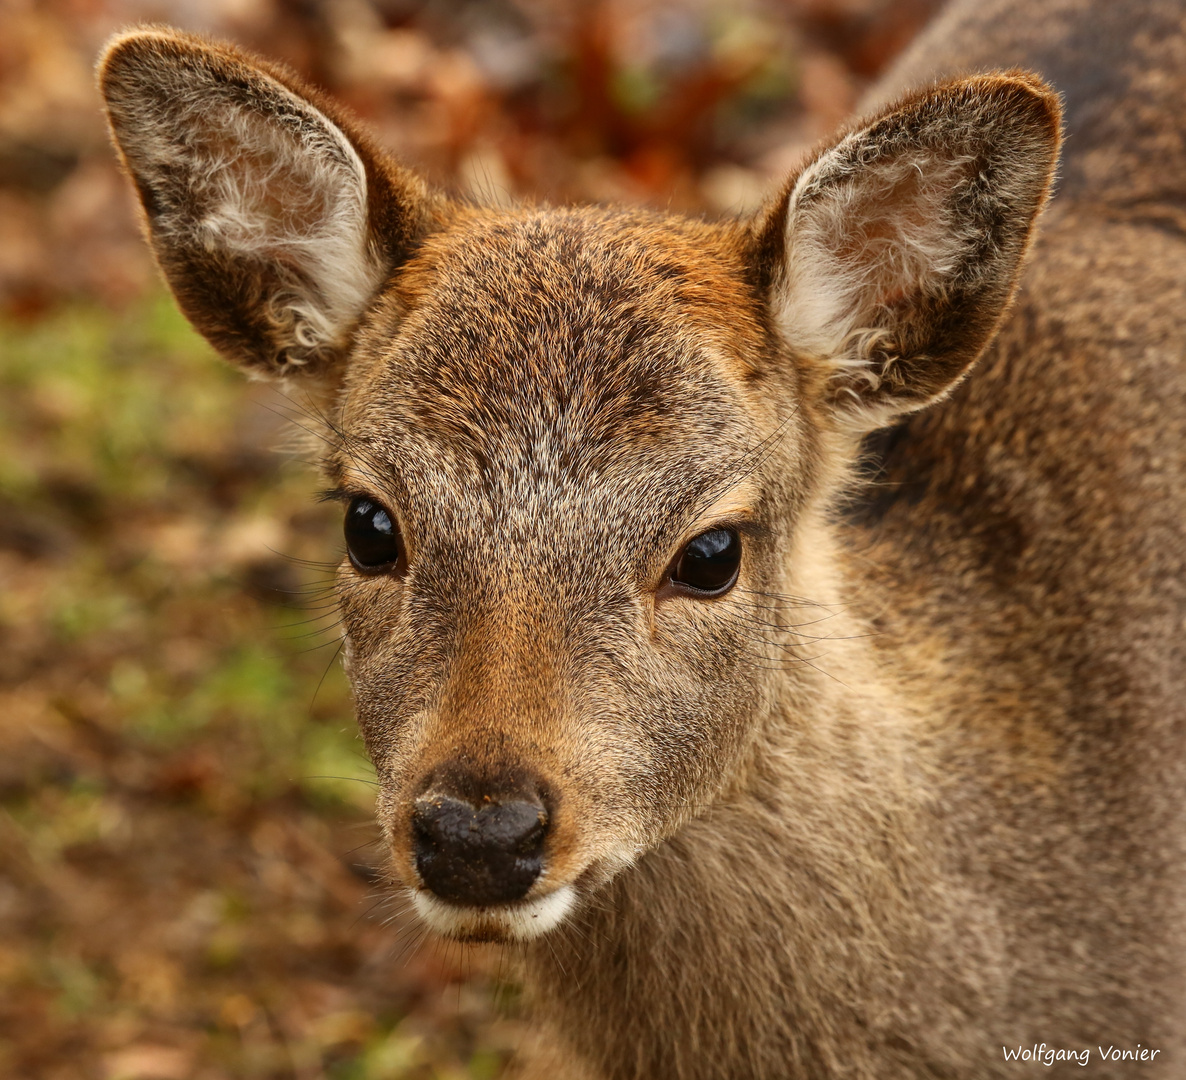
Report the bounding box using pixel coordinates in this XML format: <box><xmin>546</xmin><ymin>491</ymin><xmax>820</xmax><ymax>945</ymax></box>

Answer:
<box><xmin>100</xmin><ymin>31</ymin><xmax>415</xmax><ymax>377</ymax></box>
<box><xmin>767</xmin><ymin>75</ymin><xmax>1060</xmax><ymax>430</ymax></box>
<box><xmin>173</xmin><ymin>88</ymin><xmax>381</xmax><ymax>366</ymax></box>
<box><xmin>779</xmin><ymin>144</ymin><xmax>976</xmax><ymax>391</ymax></box>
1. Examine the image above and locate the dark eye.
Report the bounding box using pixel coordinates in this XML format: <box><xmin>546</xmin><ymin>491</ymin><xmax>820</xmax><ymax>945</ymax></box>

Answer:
<box><xmin>344</xmin><ymin>496</ymin><xmax>404</xmax><ymax>573</ymax></box>
<box><xmin>670</xmin><ymin>528</ymin><xmax>741</xmax><ymax>596</ymax></box>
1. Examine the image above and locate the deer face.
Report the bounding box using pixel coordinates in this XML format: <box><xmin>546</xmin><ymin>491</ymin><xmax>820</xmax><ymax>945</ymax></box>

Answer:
<box><xmin>329</xmin><ymin>208</ymin><xmax>805</xmax><ymax>940</ymax></box>
<box><xmin>99</xmin><ymin>28</ymin><xmax>1059</xmax><ymax>942</ymax></box>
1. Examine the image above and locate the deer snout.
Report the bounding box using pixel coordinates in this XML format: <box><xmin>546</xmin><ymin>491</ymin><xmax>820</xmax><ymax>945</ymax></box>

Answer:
<box><xmin>412</xmin><ymin>791</ymin><xmax>549</xmax><ymax>905</ymax></box>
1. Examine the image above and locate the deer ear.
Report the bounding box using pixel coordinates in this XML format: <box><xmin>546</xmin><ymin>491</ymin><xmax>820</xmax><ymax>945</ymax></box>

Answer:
<box><xmin>99</xmin><ymin>28</ymin><xmax>442</xmax><ymax>380</ymax></box>
<box><xmin>758</xmin><ymin>73</ymin><xmax>1060</xmax><ymax>428</ymax></box>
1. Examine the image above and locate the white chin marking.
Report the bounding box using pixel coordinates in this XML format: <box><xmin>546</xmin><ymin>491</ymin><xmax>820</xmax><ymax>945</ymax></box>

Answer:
<box><xmin>412</xmin><ymin>885</ymin><xmax>576</xmax><ymax>941</ymax></box>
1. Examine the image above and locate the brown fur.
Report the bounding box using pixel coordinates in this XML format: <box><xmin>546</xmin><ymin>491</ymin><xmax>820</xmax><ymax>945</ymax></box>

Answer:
<box><xmin>98</xmin><ymin>4</ymin><xmax>1186</xmax><ymax>1076</ymax></box>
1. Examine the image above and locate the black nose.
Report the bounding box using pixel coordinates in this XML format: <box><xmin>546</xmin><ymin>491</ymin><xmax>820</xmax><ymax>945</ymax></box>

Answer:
<box><xmin>412</xmin><ymin>792</ymin><xmax>549</xmax><ymax>905</ymax></box>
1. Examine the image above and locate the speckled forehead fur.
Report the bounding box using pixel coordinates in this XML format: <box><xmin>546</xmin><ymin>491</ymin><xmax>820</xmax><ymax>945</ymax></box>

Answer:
<box><xmin>333</xmin><ymin>205</ymin><xmax>793</xmax><ymax>560</ymax></box>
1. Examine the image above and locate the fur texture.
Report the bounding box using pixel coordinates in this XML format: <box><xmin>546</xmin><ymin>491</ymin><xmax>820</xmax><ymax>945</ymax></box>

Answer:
<box><xmin>100</xmin><ymin>28</ymin><xmax>440</xmax><ymax>378</ymax></box>
<box><xmin>98</xmin><ymin>5</ymin><xmax>1186</xmax><ymax>1076</ymax></box>
<box><xmin>771</xmin><ymin>74</ymin><xmax>1056</xmax><ymax>428</ymax></box>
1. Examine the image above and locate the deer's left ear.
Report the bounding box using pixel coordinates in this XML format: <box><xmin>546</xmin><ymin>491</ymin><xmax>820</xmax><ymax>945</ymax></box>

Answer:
<box><xmin>99</xmin><ymin>28</ymin><xmax>444</xmax><ymax>382</ymax></box>
<box><xmin>756</xmin><ymin>73</ymin><xmax>1061</xmax><ymax>429</ymax></box>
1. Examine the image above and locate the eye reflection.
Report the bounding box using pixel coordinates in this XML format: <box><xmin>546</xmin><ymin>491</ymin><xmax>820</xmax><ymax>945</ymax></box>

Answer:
<box><xmin>670</xmin><ymin>528</ymin><xmax>741</xmax><ymax>596</ymax></box>
<box><xmin>344</xmin><ymin>496</ymin><xmax>403</xmax><ymax>572</ymax></box>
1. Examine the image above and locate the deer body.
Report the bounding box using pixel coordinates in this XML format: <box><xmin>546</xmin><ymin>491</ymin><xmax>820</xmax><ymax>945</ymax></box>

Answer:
<box><xmin>98</xmin><ymin>2</ymin><xmax>1186</xmax><ymax>1076</ymax></box>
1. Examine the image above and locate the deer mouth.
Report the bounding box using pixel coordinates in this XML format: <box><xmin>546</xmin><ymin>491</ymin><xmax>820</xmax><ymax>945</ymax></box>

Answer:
<box><xmin>410</xmin><ymin>883</ymin><xmax>577</xmax><ymax>942</ymax></box>
<box><xmin>401</xmin><ymin>770</ymin><xmax>642</xmax><ymax>942</ymax></box>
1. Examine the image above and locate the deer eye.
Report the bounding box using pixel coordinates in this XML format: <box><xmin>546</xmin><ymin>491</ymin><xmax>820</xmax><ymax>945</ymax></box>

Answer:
<box><xmin>670</xmin><ymin>528</ymin><xmax>741</xmax><ymax>596</ymax></box>
<box><xmin>345</xmin><ymin>497</ymin><xmax>404</xmax><ymax>573</ymax></box>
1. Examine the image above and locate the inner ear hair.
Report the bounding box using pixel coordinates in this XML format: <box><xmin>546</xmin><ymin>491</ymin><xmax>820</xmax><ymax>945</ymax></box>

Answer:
<box><xmin>98</xmin><ymin>28</ymin><xmax>440</xmax><ymax>381</ymax></box>
<box><xmin>757</xmin><ymin>72</ymin><xmax>1061</xmax><ymax>430</ymax></box>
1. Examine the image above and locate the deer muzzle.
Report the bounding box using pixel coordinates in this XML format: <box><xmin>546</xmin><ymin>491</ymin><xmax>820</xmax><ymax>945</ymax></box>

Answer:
<box><xmin>412</xmin><ymin>791</ymin><xmax>549</xmax><ymax>905</ymax></box>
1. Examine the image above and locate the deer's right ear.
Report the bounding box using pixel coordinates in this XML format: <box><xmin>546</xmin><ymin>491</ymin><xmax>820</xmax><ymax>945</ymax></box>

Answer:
<box><xmin>99</xmin><ymin>29</ymin><xmax>442</xmax><ymax>380</ymax></box>
<box><xmin>754</xmin><ymin>73</ymin><xmax>1060</xmax><ymax>430</ymax></box>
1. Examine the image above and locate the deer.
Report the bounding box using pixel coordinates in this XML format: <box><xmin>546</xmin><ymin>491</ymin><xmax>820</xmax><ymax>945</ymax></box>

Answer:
<box><xmin>97</xmin><ymin>0</ymin><xmax>1186</xmax><ymax>1074</ymax></box>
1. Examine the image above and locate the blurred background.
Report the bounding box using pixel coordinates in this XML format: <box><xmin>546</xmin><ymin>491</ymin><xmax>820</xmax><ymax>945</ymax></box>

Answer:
<box><xmin>0</xmin><ymin>1</ymin><xmax>940</xmax><ymax>1076</ymax></box>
